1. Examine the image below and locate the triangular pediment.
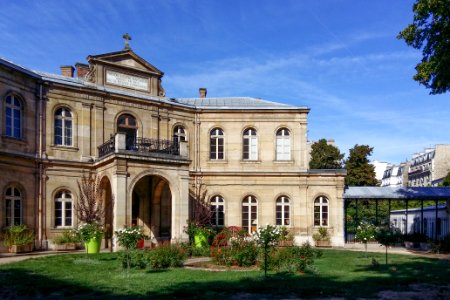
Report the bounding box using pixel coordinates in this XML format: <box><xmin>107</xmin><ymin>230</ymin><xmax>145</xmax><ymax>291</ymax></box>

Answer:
<box><xmin>86</xmin><ymin>49</ymin><xmax>165</xmax><ymax>97</ymax></box>
<box><xmin>88</xmin><ymin>49</ymin><xmax>163</xmax><ymax>76</ymax></box>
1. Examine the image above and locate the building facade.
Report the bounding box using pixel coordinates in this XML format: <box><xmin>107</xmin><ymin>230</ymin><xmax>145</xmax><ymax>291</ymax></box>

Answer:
<box><xmin>381</xmin><ymin>162</ymin><xmax>408</xmax><ymax>187</ymax></box>
<box><xmin>0</xmin><ymin>48</ymin><xmax>346</xmax><ymax>252</ymax></box>
<box><xmin>408</xmin><ymin>145</ymin><xmax>450</xmax><ymax>187</ymax></box>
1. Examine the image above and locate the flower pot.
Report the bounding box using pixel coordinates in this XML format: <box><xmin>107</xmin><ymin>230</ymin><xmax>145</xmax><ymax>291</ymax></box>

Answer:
<box><xmin>194</xmin><ymin>232</ymin><xmax>209</xmax><ymax>248</ymax></box>
<box><xmin>54</xmin><ymin>243</ymin><xmax>77</xmax><ymax>251</ymax></box>
<box><xmin>85</xmin><ymin>236</ymin><xmax>102</xmax><ymax>254</ymax></box>
<box><xmin>136</xmin><ymin>239</ymin><xmax>145</xmax><ymax>249</ymax></box>
<box><xmin>8</xmin><ymin>244</ymin><xmax>33</xmax><ymax>253</ymax></box>
<box><xmin>315</xmin><ymin>240</ymin><xmax>331</xmax><ymax>248</ymax></box>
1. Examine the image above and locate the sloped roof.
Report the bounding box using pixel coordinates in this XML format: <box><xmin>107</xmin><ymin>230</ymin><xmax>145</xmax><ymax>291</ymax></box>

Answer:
<box><xmin>174</xmin><ymin>97</ymin><xmax>306</xmax><ymax>110</ymax></box>
<box><xmin>344</xmin><ymin>186</ymin><xmax>450</xmax><ymax>200</ymax></box>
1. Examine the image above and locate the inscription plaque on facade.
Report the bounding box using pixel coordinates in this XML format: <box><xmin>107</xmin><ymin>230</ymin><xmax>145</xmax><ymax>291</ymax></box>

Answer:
<box><xmin>106</xmin><ymin>70</ymin><xmax>149</xmax><ymax>91</ymax></box>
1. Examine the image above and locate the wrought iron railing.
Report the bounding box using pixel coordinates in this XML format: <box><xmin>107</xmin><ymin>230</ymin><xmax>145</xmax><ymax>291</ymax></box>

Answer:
<box><xmin>97</xmin><ymin>136</ymin><xmax>179</xmax><ymax>158</ymax></box>
<box><xmin>98</xmin><ymin>137</ymin><xmax>115</xmax><ymax>157</ymax></box>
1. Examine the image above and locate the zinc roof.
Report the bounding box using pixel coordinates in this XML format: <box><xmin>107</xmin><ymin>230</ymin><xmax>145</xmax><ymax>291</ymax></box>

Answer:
<box><xmin>343</xmin><ymin>186</ymin><xmax>450</xmax><ymax>200</ymax></box>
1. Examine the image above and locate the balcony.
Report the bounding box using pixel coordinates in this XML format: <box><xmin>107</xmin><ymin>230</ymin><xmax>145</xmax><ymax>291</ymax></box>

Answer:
<box><xmin>97</xmin><ymin>133</ymin><xmax>188</xmax><ymax>160</ymax></box>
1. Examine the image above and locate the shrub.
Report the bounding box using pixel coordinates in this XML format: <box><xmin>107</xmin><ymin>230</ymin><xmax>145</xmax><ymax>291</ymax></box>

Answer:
<box><xmin>145</xmin><ymin>245</ymin><xmax>187</xmax><ymax>269</ymax></box>
<box><xmin>233</xmin><ymin>241</ymin><xmax>258</xmax><ymax>267</ymax></box>
<box><xmin>53</xmin><ymin>230</ymin><xmax>80</xmax><ymax>245</ymax></box>
<box><xmin>3</xmin><ymin>224</ymin><xmax>34</xmax><ymax>247</ymax></box>
<box><xmin>265</xmin><ymin>242</ymin><xmax>320</xmax><ymax>273</ymax></box>
<box><xmin>118</xmin><ymin>249</ymin><xmax>147</xmax><ymax>269</ymax></box>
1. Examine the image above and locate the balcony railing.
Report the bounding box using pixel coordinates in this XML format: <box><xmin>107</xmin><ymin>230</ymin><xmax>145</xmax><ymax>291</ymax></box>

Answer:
<box><xmin>97</xmin><ymin>135</ymin><xmax>180</xmax><ymax>158</ymax></box>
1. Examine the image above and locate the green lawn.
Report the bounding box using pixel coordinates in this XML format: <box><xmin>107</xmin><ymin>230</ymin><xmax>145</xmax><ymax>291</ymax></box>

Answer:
<box><xmin>0</xmin><ymin>249</ymin><xmax>449</xmax><ymax>299</ymax></box>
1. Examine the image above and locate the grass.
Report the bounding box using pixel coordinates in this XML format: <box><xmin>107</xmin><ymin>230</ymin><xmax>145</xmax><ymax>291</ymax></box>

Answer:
<box><xmin>0</xmin><ymin>249</ymin><xmax>449</xmax><ymax>299</ymax></box>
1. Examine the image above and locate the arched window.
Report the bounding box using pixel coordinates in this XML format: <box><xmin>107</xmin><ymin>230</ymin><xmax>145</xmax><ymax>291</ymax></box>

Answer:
<box><xmin>210</xmin><ymin>128</ymin><xmax>224</xmax><ymax>160</ymax></box>
<box><xmin>54</xmin><ymin>107</ymin><xmax>73</xmax><ymax>146</ymax></box>
<box><xmin>276</xmin><ymin>196</ymin><xmax>290</xmax><ymax>226</ymax></box>
<box><xmin>243</xmin><ymin>128</ymin><xmax>257</xmax><ymax>160</ymax></box>
<box><xmin>242</xmin><ymin>195</ymin><xmax>257</xmax><ymax>233</ymax></box>
<box><xmin>314</xmin><ymin>196</ymin><xmax>329</xmax><ymax>226</ymax></box>
<box><xmin>55</xmin><ymin>190</ymin><xmax>73</xmax><ymax>227</ymax></box>
<box><xmin>5</xmin><ymin>186</ymin><xmax>22</xmax><ymax>226</ymax></box>
<box><xmin>276</xmin><ymin>128</ymin><xmax>291</xmax><ymax>160</ymax></box>
<box><xmin>117</xmin><ymin>114</ymin><xmax>137</xmax><ymax>150</ymax></box>
<box><xmin>173</xmin><ymin>125</ymin><xmax>186</xmax><ymax>144</ymax></box>
<box><xmin>210</xmin><ymin>195</ymin><xmax>224</xmax><ymax>227</ymax></box>
<box><xmin>5</xmin><ymin>94</ymin><xmax>22</xmax><ymax>139</ymax></box>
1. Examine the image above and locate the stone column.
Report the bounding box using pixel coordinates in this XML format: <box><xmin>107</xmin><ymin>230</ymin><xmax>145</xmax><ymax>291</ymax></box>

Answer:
<box><xmin>172</xmin><ymin>172</ymin><xmax>189</xmax><ymax>242</ymax></box>
<box><xmin>112</xmin><ymin>160</ymin><xmax>128</xmax><ymax>251</ymax></box>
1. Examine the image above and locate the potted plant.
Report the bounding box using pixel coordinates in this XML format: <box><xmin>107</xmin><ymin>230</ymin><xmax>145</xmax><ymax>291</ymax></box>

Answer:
<box><xmin>278</xmin><ymin>226</ymin><xmax>294</xmax><ymax>247</ymax></box>
<box><xmin>53</xmin><ymin>230</ymin><xmax>80</xmax><ymax>251</ymax></box>
<box><xmin>2</xmin><ymin>224</ymin><xmax>34</xmax><ymax>253</ymax></box>
<box><xmin>187</xmin><ymin>178</ymin><xmax>213</xmax><ymax>249</ymax></box>
<box><xmin>75</xmin><ymin>173</ymin><xmax>108</xmax><ymax>254</ymax></box>
<box><xmin>312</xmin><ymin>227</ymin><xmax>331</xmax><ymax>247</ymax></box>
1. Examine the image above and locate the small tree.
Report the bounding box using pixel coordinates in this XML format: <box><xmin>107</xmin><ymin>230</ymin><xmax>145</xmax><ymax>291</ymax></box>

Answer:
<box><xmin>75</xmin><ymin>173</ymin><xmax>106</xmax><ymax>225</ymax></box>
<box><xmin>375</xmin><ymin>226</ymin><xmax>402</xmax><ymax>265</ymax></box>
<box><xmin>187</xmin><ymin>177</ymin><xmax>212</xmax><ymax>244</ymax></box>
<box><xmin>309</xmin><ymin>139</ymin><xmax>344</xmax><ymax>169</ymax></box>
<box><xmin>345</xmin><ymin>144</ymin><xmax>378</xmax><ymax>186</ymax></box>
<box><xmin>355</xmin><ymin>221</ymin><xmax>376</xmax><ymax>257</ymax></box>
<box><xmin>254</xmin><ymin>225</ymin><xmax>281</xmax><ymax>278</ymax></box>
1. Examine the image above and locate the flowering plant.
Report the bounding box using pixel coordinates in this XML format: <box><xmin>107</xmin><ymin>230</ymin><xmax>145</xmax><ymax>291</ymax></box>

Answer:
<box><xmin>355</xmin><ymin>221</ymin><xmax>376</xmax><ymax>244</ymax></box>
<box><xmin>115</xmin><ymin>226</ymin><xmax>147</xmax><ymax>250</ymax></box>
<box><xmin>76</xmin><ymin>222</ymin><xmax>103</xmax><ymax>243</ymax></box>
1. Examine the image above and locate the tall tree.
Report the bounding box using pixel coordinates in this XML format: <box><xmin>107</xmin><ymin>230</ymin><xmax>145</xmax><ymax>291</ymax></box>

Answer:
<box><xmin>397</xmin><ymin>0</ymin><xmax>450</xmax><ymax>94</ymax></box>
<box><xmin>441</xmin><ymin>171</ymin><xmax>450</xmax><ymax>186</ymax></box>
<box><xmin>345</xmin><ymin>145</ymin><xmax>378</xmax><ymax>186</ymax></box>
<box><xmin>309</xmin><ymin>139</ymin><xmax>344</xmax><ymax>169</ymax></box>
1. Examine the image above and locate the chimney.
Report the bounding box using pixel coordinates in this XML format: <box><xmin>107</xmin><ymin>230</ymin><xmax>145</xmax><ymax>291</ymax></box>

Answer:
<box><xmin>75</xmin><ymin>63</ymin><xmax>90</xmax><ymax>78</ymax></box>
<box><xmin>60</xmin><ymin>65</ymin><xmax>74</xmax><ymax>77</ymax></box>
<box><xmin>199</xmin><ymin>87</ymin><xmax>207</xmax><ymax>98</ymax></box>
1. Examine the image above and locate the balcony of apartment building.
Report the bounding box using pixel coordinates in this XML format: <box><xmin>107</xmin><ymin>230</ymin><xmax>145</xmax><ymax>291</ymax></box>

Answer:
<box><xmin>97</xmin><ymin>132</ymin><xmax>189</xmax><ymax>164</ymax></box>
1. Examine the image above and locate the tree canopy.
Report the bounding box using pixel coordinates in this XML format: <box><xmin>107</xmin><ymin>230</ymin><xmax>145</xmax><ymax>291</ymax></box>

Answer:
<box><xmin>441</xmin><ymin>171</ymin><xmax>450</xmax><ymax>186</ymax></box>
<box><xmin>397</xmin><ymin>0</ymin><xmax>450</xmax><ymax>94</ymax></box>
<box><xmin>344</xmin><ymin>144</ymin><xmax>378</xmax><ymax>186</ymax></box>
<box><xmin>309</xmin><ymin>139</ymin><xmax>344</xmax><ymax>169</ymax></box>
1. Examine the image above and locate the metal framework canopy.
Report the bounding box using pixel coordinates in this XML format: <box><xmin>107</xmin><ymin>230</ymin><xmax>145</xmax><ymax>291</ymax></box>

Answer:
<box><xmin>344</xmin><ymin>186</ymin><xmax>450</xmax><ymax>200</ymax></box>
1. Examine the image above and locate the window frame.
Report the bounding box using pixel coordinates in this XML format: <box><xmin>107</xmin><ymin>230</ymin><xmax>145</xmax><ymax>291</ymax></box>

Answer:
<box><xmin>54</xmin><ymin>107</ymin><xmax>73</xmax><ymax>146</ymax></box>
<box><xmin>173</xmin><ymin>125</ymin><xmax>187</xmax><ymax>144</ymax></box>
<box><xmin>276</xmin><ymin>128</ymin><xmax>291</xmax><ymax>161</ymax></box>
<box><xmin>210</xmin><ymin>128</ymin><xmax>224</xmax><ymax>160</ymax></box>
<box><xmin>314</xmin><ymin>196</ymin><xmax>329</xmax><ymax>227</ymax></box>
<box><xmin>243</xmin><ymin>128</ymin><xmax>258</xmax><ymax>161</ymax></box>
<box><xmin>242</xmin><ymin>195</ymin><xmax>258</xmax><ymax>233</ymax></box>
<box><xmin>210</xmin><ymin>195</ymin><xmax>225</xmax><ymax>227</ymax></box>
<box><xmin>276</xmin><ymin>195</ymin><xmax>290</xmax><ymax>226</ymax></box>
<box><xmin>5</xmin><ymin>186</ymin><xmax>22</xmax><ymax>226</ymax></box>
<box><xmin>4</xmin><ymin>94</ymin><xmax>23</xmax><ymax>139</ymax></box>
<box><xmin>54</xmin><ymin>190</ymin><xmax>73</xmax><ymax>228</ymax></box>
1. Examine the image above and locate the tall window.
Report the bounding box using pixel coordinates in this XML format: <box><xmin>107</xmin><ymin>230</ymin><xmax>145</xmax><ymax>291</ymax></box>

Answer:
<box><xmin>243</xmin><ymin>128</ymin><xmax>257</xmax><ymax>160</ymax></box>
<box><xmin>5</xmin><ymin>94</ymin><xmax>22</xmax><ymax>139</ymax></box>
<box><xmin>210</xmin><ymin>195</ymin><xmax>224</xmax><ymax>226</ymax></box>
<box><xmin>276</xmin><ymin>128</ymin><xmax>291</xmax><ymax>160</ymax></box>
<box><xmin>5</xmin><ymin>187</ymin><xmax>22</xmax><ymax>226</ymax></box>
<box><xmin>55</xmin><ymin>190</ymin><xmax>72</xmax><ymax>227</ymax></box>
<box><xmin>276</xmin><ymin>196</ymin><xmax>290</xmax><ymax>226</ymax></box>
<box><xmin>210</xmin><ymin>128</ymin><xmax>224</xmax><ymax>160</ymax></box>
<box><xmin>242</xmin><ymin>195</ymin><xmax>257</xmax><ymax>233</ymax></box>
<box><xmin>54</xmin><ymin>108</ymin><xmax>73</xmax><ymax>146</ymax></box>
<box><xmin>314</xmin><ymin>196</ymin><xmax>329</xmax><ymax>226</ymax></box>
<box><xmin>173</xmin><ymin>125</ymin><xmax>186</xmax><ymax>144</ymax></box>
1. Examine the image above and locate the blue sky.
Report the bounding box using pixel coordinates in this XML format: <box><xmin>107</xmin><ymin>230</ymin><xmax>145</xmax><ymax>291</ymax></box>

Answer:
<box><xmin>1</xmin><ymin>0</ymin><xmax>448</xmax><ymax>163</ymax></box>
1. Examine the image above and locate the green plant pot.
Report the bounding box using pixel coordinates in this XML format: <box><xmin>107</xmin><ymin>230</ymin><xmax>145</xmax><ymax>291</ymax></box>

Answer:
<box><xmin>85</xmin><ymin>236</ymin><xmax>102</xmax><ymax>254</ymax></box>
<box><xmin>194</xmin><ymin>232</ymin><xmax>209</xmax><ymax>248</ymax></box>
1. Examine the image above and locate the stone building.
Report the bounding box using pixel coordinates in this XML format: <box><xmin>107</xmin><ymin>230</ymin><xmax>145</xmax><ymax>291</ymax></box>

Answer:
<box><xmin>0</xmin><ymin>47</ymin><xmax>345</xmax><ymax>251</ymax></box>
<box><xmin>408</xmin><ymin>145</ymin><xmax>450</xmax><ymax>187</ymax></box>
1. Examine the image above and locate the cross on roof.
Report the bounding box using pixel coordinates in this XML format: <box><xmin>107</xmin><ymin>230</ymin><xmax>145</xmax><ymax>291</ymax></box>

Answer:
<box><xmin>123</xmin><ymin>33</ymin><xmax>132</xmax><ymax>50</ymax></box>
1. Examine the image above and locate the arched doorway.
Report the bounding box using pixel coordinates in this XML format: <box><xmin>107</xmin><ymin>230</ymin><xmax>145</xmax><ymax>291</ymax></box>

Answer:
<box><xmin>117</xmin><ymin>114</ymin><xmax>137</xmax><ymax>150</ymax></box>
<box><xmin>132</xmin><ymin>175</ymin><xmax>172</xmax><ymax>243</ymax></box>
<box><xmin>100</xmin><ymin>176</ymin><xmax>113</xmax><ymax>249</ymax></box>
